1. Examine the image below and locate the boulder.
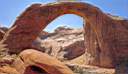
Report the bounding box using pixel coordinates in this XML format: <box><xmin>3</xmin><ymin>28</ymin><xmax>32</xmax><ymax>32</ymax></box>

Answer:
<box><xmin>12</xmin><ymin>49</ymin><xmax>74</xmax><ymax>74</ymax></box>
<box><xmin>62</xmin><ymin>40</ymin><xmax>85</xmax><ymax>60</ymax></box>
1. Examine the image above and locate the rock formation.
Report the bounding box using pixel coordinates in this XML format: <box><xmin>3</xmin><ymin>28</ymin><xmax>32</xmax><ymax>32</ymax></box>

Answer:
<box><xmin>0</xmin><ymin>2</ymin><xmax>127</xmax><ymax>71</ymax></box>
<box><xmin>13</xmin><ymin>49</ymin><xmax>74</xmax><ymax>74</ymax></box>
<box><xmin>32</xmin><ymin>27</ymin><xmax>85</xmax><ymax>60</ymax></box>
<box><xmin>0</xmin><ymin>27</ymin><xmax>8</xmax><ymax>33</ymax></box>
<box><xmin>0</xmin><ymin>66</ymin><xmax>19</xmax><ymax>74</ymax></box>
<box><xmin>0</xmin><ymin>26</ymin><xmax>8</xmax><ymax>41</ymax></box>
<box><xmin>63</xmin><ymin>40</ymin><xmax>85</xmax><ymax>60</ymax></box>
<box><xmin>0</xmin><ymin>29</ymin><xmax>5</xmax><ymax>40</ymax></box>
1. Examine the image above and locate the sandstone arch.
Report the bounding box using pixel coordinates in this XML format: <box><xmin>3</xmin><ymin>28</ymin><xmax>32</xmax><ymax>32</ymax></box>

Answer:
<box><xmin>1</xmin><ymin>2</ymin><xmax>128</xmax><ymax>68</ymax></box>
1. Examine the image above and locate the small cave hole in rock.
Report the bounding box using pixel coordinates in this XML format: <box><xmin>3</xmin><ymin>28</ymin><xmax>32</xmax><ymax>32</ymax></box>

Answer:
<box><xmin>24</xmin><ymin>65</ymin><xmax>48</xmax><ymax>74</ymax></box>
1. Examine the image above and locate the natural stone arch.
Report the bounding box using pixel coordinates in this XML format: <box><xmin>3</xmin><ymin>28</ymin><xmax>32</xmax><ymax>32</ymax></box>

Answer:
<box><xmin>1</xmin><ymin>2</ymin><xmax>128</xmax><ymax>69</ymax></box>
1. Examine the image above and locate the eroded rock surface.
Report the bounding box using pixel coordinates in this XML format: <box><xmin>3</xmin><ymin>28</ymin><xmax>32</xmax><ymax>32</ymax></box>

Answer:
<box><xmin>32</xmin><ymin>27</ymin><xmax>85</xmax><ymax>60</ymax></box>
<box><xmin>0</xmin><ymin>30</ymin><xmax>5</xmax><ymax>41</ymax></box>
<box><xmin>12</xmin><ymin>49</ymin><xmax>74</xmax><ymax>74</ymax></box>
<box><xmin>0</xmin><ymin>26</ymin><xmax>8</xmax><ymax>40</ymax></box>
<box><xmin>0</xmin><ymin>2</ymin><xmax>128</xmax><ymax>69</ymax></box>
<box><xmin>0</xmin><ymin>66</ymin><xmax>19</xmax><ymax>74</ymax></box>
<box><xmin>0</xmin><ymin>27</ymin><xmax>8</xmax><ymax>41</ymax></box>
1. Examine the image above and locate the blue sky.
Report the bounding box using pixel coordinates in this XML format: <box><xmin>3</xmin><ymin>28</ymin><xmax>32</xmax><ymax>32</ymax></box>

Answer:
<box><xmin>0</xmin><ymin>0</ymin><xmax>128</xmax><ymax>32</ymax></box>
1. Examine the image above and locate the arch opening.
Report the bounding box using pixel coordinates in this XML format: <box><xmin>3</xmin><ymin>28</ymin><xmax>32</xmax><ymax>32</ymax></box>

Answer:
<box><xmin>36</xmin><ymin>11</ymin><xmax>101</xmax><ymax>66</ymax></box>
<box><xmin>44</xmin><ymin>14</ymin><xmax>84</xmax><ymax>33</ymax></box>
<box><xmin>38</xmin><ymin>14</ymin><xmax>86</xmax><ymax>60</ymax></box>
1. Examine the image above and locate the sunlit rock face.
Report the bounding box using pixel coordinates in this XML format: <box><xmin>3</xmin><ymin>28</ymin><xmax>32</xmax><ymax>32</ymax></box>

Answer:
<box><xmin>32</xmin><ymin>27</ymin><xmax>85</xmax><ymax>60</ymax></box>
<box><xmin>13</xmin><ymin>49</ymin><xmax>74</xmax><ymax>74</ymax></box>
<box><xmin>0</xmin><ymin>2</ymin><xmax>128</xmax><ymax>68</ymax></box>
<box><xmin>0</xmin><ymin>66</ymin><xmax>20</xmax><ymax>74</ymax></box>
<box><xmin>0</xmin><ymin>26</ymin><xmax>8</xmax><ymax>41</ymax></box>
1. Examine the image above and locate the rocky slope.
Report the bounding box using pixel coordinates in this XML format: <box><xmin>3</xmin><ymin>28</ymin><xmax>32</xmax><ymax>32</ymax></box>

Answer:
<box><xmin>32</xmin><ymin>26</ymin><xmax>85</xmax><ymax>60</ymax></box>
<box><xmin>32</xmin><ymin>26</ymin><xmax>115</xmax><ymax>74</ymax></box>
<box><xmin>0</xmin><ymin>26</ymin><xmax>115</xmax><ymax>74</ymax></box>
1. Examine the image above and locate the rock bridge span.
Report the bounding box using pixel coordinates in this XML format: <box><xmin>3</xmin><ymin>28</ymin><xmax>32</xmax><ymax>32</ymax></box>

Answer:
<box><xmin>1</xmin><ymin>2</ymin><xmax>128</xmax><ymax>68</ymax></box>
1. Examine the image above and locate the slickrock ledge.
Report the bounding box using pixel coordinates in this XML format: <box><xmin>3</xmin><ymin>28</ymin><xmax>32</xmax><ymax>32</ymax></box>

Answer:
<box><xmin>12</xmin><ymin>49</ymin><xmax>74</xmax><ymax>74</ymax></box>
